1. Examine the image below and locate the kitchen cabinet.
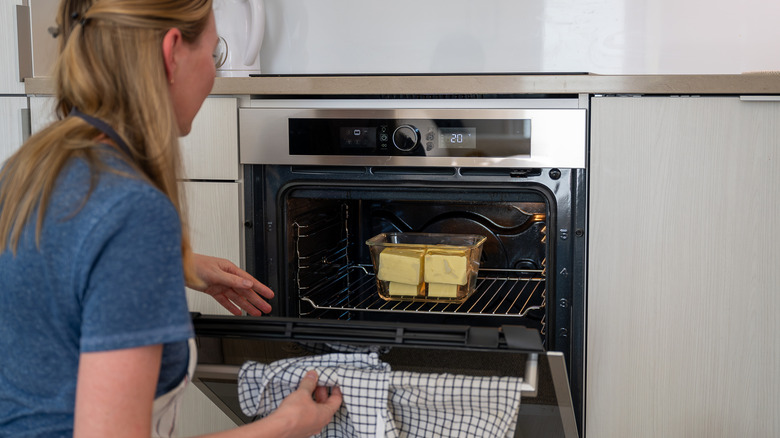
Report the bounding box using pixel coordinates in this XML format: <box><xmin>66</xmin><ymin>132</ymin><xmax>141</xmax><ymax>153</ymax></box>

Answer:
<box><xmin>180</xmin><ymin>96</ymin><xmax>240</xmax><ymax>181</ymax></box>
<box><xmin>182</xmin><ymin>180</ymin><xmax>243</xmax><ymax>316</ymax></box>
<box><xmin>179</xmin><ymin>96</ymin><xmax>242</xmax><ymax>317</ymax></box>
<box><xmin>0</xmin><ymin>97</ymin><xmax>27</xmax><ymax>165</ymax></box>
<box><xmin>1</xmin><ymin>2</ymin><xmax>28</xmax><ymax>164</ymax></box>
<box><xmin>1</xmin><ymin>1</ymin><xmax>25</xmax><ymax>94</ymax></box>
<box><xmin>178</xmin><ymin>97</ymin><xmax>244</xmax><ymax>436</ymax></box>
<box><xmin>588</xmin><ymin>96</ymin><xmax>780</xmax><ymax>437</ymax></box>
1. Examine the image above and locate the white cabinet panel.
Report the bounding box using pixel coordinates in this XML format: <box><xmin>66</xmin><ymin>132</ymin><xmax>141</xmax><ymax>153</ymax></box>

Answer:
<box><xmin>178</xmin><ymin>181</ymin><xmax>244</xmax><ymax>436</ymax></box>
<box><xmin>181</xmin><ymin>181</ymin><xmax>243</xmax><ymax>316</ymax></box>
<box><xmin>180</xmin><ymin>97</ymin><xmax>239</xmax><ymax>181</ymax></box>
<box><xmin>28</xmin><ymin>95</ymin><xmax>57</xmax><ymax>134</ymax></box>
<box><xmin>1</xmin><ymin>1</ymin><xmax>24</xmax><ymax>94</ymax></box>
<box><xmin>1</xmin><ymin>3</ymin><xmax>27</xmax><ymax>162</ymax></box>
<box><xmin>588</xmin><ymin>96</ymin><xmax>780</xmax><ymax>438</ymax></box>
<box><xmin>0</xmin><ymin>97</ymin><xmax>28</xmax><ymax>164</ymax></box>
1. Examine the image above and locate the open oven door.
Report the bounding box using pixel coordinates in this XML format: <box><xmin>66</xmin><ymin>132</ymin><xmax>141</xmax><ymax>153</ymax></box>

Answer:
<box><xmin>191</xmin><ymin>315</ymin><xmax>579</xmax><ymax>438</ymax></box>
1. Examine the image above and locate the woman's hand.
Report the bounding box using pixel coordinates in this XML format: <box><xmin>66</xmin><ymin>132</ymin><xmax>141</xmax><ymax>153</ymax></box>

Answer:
<box><xmin>188</xmin><ymin>253</ymin><xmax>274</xmax><ymax>316</ymax></box>
<box><xmin>268</xmin><ymin>370</ymin><xmax>343</xmax><ymax>438</ymax></box>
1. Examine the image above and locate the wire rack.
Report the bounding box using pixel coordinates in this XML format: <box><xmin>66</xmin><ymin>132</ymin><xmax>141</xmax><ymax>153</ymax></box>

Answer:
<box><xmin>298</xmin><ymin>264</ymin><xmax>546</xmax><ymax>319</ymax></box>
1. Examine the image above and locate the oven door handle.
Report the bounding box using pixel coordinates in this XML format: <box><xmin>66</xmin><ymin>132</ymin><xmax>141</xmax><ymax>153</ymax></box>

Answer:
<box><xmin>520</xmin><ymin>353</ymin><xmax>539</xmax><ymax>397</ymax></box>
<box><xmin>195</xmin><ymin>352</ymin><xmax>541</xmax><ymax>399</ymax></box>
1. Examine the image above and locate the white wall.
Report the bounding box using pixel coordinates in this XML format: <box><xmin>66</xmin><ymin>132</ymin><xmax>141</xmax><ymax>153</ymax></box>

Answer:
<box><xmin>255</xmin><ymin>0</ymin><xmax>780</xmax><ymax>75</ymax></box>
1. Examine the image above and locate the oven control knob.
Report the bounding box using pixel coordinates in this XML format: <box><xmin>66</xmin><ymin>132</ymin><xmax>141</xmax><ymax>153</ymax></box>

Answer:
<box><xmin>392</xmin><ymin>125</ymin><xmax>419</xmax><ymax>152</ymax></box>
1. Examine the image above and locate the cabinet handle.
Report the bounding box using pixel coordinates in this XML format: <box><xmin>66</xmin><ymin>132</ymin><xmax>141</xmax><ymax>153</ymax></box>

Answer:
<box><xmin>21</xmin><ymin>108</ymin><xmax>31</xmax><ymax>143</ymax></box>
<box><xmin>16</xmin><ymin>5</ymin><xmax>33</xmax><ymax>81</ymax></box>
<box><xmin>740</xmin><ymin>96</ymin><xmax>780</xmax><ymax>102</ymax></box>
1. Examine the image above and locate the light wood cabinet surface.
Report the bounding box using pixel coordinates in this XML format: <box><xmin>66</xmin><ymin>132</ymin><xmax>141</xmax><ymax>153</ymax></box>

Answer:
<box><xmin>588</xmin><ymin>96</ymin><xmax>780</xmax><ymax>437</ymax></box>
<box><xmin>178</xmin><ymin>99</ymin><xmax>244</xmax><ymax>436</ymax></box>
<box><xmin>0</xmin><ymin>96</ymin><xmax>27</xmax><ymax>164</ymax></box>
<box><xmin>181</xmin><ymin>180</ymin><xmax>243</xmax><ymax>317</ymax></box>
<box><xmin>180</xmin><ymin>97</ymin><xmax>239</xmax><ymax>181</ymax></box>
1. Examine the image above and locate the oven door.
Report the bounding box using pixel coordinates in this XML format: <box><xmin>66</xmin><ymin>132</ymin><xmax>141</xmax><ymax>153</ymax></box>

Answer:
<box><xmin>191</xmin><ymin>316</ymin><xmax>579</xmax><ymax>438</ymax></box>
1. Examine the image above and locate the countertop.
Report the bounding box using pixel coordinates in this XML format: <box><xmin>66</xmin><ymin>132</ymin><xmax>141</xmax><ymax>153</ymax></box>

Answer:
<box><xmin>25</xmin><ymin>73</ymin><xmax>780</xmax><ymax>96</ymax></box>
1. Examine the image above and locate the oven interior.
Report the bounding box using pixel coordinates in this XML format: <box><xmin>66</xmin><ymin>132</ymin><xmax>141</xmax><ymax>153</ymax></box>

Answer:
<box><xmin>275</xmin><ymin>183</ymin><xmax>554</xmax><ymax>345</ymax></box>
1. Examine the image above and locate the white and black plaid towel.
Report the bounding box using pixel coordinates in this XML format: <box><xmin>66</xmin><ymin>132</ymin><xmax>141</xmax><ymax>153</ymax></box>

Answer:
<box><xmin>238</xmin><ymin>353</ymin><xmax>523</xmax><ymax>438</ymax></box>
<box><xmin>238</xmin><ymin>352</ymin><xmax>393</xmax><ymax>438</ymax></box>
<box><xmin>388</xmin><ymin>371</ymin><xmax>523</xmax><ymax>438</ymax></box>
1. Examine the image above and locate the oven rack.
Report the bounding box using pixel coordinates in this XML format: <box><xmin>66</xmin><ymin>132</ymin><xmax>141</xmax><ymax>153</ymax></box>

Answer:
<box><xmin>299</xmin><ymin>265</ymin><xmax>546</xmax><ymax>319</ymax></box>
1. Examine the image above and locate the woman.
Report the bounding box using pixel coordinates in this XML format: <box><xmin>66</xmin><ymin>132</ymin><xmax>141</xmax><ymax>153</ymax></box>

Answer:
<box><xmin>0</xmin><ymin>0</ymin><xmax>342</xmax><ymax>437</ymax></box>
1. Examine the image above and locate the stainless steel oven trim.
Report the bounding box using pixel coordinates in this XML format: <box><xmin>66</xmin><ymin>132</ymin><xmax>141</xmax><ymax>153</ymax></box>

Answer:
<box><xmin>239</xmin><ymin>106</ymin><xmax>586</xmax><ymax>168</ymax></box>
<box><xmin>549</xmin><ymin>352</ymin><xmax>580</xmax><ymax>438</ymax></box>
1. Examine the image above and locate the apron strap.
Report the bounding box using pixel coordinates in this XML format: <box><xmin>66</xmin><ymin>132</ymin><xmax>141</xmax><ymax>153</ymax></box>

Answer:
<box><xmin>69</xmin><ymin>107</ymin><xmax>133</xmax><ymax>157</ymax></box>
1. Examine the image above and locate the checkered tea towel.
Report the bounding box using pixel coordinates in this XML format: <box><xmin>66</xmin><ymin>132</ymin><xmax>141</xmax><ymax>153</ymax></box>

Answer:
<box><xmin>388</xmin><ymin>371</ymin><xmax>523</xmax><ymax>438</ymax></box>
<box><xmin>238</xmin><ymin>352</ymin><xmax>394</xmax><ymax>438</ymax></box>
<box><xmin>238</xmin><ymin>353</ymin><xmax>524</xmax><ymax>438</ymax></box>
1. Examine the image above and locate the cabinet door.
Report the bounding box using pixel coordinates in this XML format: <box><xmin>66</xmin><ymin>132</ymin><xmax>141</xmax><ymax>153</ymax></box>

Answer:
<box><xmin>178</xmin><ymin>181</ymin><xmax>243</xmax><ymax>436</ymax></box>
<box><xmin>180</xmin><ymin>97</ymin><xmax>239</xmax><ymax>181</ymax></box>
<box><xmin>181</xmin><ymin>181</ymin><xmax>243</xmax><ymax>316</ymax></box>
<box><xmin>0</xmin><ymin>97</ymin><xmax>27</xmax><ymax>164</ymax></box>
<box><xmin>1</xmin><ymin>1</ymin><xmax>25</xmax><ymax>94</ymax></box>
<box><xmin>588</xmin><ymin>96</ymin><xmax>780</xmax><ymax>438</ymax></box>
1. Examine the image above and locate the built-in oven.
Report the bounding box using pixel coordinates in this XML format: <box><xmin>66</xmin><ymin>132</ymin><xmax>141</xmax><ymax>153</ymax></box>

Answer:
<box><xmin>192</xmin><ymin>96</ymin><xmax>587</xmax><ymax>437</ymax></box>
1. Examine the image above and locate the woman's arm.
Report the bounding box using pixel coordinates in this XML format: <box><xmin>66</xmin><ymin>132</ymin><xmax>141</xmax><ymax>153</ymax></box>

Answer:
<box><xmin>74</xmin><ymin>345</ymin><xmax>162</xmax><ymax>438</ymax></box>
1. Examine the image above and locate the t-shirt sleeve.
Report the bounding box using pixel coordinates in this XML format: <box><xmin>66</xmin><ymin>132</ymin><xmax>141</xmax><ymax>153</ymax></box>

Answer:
<box><xmin>78</xmin><ymin>187</ymin><xmax>193</xmax><ymax>353</ymax></box>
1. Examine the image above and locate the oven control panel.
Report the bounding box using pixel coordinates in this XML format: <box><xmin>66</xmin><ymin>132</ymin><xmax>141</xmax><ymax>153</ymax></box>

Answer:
<box><xmin>239</xmin><ymin>105</ymin><xmax>587</xmax><ymax>168</ymax></box>
<box><xmin>289</xmin><ymin>118</ymin><xmax>532</xmax><ymax>157</ymax></box>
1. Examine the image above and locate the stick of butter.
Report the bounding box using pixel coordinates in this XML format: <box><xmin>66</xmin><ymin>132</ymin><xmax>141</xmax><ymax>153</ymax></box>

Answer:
<box><xmin>377</xmin><ymin>247</ymin><xmax>424</xmax><ymax>284</ymax></box>
<box><xmin>427</xmin><ymin>282</ymin><xmax>460</xmax><ymax>298</ymax></box>
<box><xmin>424</xmin><ymin>250</ymin><xmax>468</xmax><ymax>285</ymax></box>
<box><xmin>388</xmin><ymin>281</ymin><xmax>424</xmax><ymax>296</ymax></box>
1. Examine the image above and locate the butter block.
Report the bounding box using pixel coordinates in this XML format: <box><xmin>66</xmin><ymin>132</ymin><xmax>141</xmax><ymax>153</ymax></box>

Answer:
<box><xmin>388</xmin><ymin>281</ymin><xmax>424</xmax><ymax>296</ymax></box>
<box><xmin>427</xmin><ymin>282</ymin><xmax>460</xmax><ymax>298</ymax></box>
<box><xmin>424</xmin><ymin>250</ymin><xmax>469</xmax><ymax>285</ymax></box>
<box><xmin>377</xmin><ymin>247</ymin><xmax>424</xmax><ymax>284</ymax></box>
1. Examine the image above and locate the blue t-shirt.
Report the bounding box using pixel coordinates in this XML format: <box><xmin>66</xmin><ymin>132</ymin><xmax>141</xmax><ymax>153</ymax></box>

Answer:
<box><xmin>0</xmin><ymin>154</ymin><xmax>194</xmax><ymax>437</ymax></box>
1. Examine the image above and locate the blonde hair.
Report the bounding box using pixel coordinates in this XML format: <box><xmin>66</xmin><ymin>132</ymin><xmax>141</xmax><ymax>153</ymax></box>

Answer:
<box><xmin>0</xmin><ymin>0</ymin><xmax>213</xmax><ymax>286</ymax></box>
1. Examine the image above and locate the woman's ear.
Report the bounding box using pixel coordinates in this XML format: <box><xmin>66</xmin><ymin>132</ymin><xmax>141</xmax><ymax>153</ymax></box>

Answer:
<box><xmin>162</xmin><ymin>28</ymin><xmax>183</xmax><ymax>84</ymax></box>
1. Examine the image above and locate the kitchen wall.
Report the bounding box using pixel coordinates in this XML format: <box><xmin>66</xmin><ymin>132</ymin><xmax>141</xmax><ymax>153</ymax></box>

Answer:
<box><xmin>258</xmin><ymin>0</ymin><xmax>780</xmax><ymax>75</ymax></box>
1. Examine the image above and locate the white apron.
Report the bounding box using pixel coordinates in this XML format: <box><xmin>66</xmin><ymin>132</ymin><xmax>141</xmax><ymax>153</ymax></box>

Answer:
<box><xmin>151</xmin><ymin>338</ymin><xmax>198</xmax><ymax>438</ymax></box>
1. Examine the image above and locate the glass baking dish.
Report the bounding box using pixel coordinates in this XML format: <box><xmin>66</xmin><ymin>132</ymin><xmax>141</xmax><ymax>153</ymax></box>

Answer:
<box><xmin>365</xmin><ymin>232</ymin><xmax>487</xmax><ymax>303</ymax></box>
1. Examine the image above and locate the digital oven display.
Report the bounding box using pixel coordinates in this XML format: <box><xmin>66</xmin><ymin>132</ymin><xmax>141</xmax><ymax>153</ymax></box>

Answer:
<box><xmin>438</xmin><ymin>127</ymin><xmax>477</xmax><ymax>149</ymax></box>
<box><xmin>340</xmin><ymin>127</ymin><xmax>376</xmax><ymax>148</ymax></box>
